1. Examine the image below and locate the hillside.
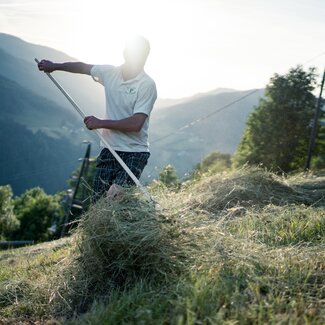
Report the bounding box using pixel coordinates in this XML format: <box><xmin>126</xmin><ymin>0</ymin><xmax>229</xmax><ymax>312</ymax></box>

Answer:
<box><xmin>0</xmin><ymin>75</ymin><xmax>91</xmax><ymax>195</ymax></box>
<box><xmin>0</xmin><ymin>167</ymin><xmax>324</xmax><ymax>324</ymax></box>
<box><xmin>0</xmin><ymin>119</ymin><xmax>82</xmax><ymax>195</ymax></box>
<box><xmin>0</xmin><ymin>75</ymin><xmax>79</xmax><ymax>137</ymax></box>
<box><xmin>147</xmin><ymin>89</ymin><xmax>264</xmax><ymax>180</ymax></box>
<box><xmin>154</xmin><ymin>88</ymin><xmax>237</xmax><ymax>110</ymax></box>
<box><xmin>0</xmin><ymin>33</ymin><xmax>105</xmax><ymax>117</ymax></box>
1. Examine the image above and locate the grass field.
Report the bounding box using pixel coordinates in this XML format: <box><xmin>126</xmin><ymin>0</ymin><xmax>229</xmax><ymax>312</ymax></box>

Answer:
<box><xmin>0</xmin><ymin>167</ymin><xmax>324</xmax><ymax>324</ymax></box>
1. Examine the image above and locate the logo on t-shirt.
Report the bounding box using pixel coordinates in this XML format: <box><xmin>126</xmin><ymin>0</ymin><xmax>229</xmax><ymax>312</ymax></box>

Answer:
<box><xmin>126</xmin><ymin>87</ymin><xmax>136</xmax><ymax>95</ymax></box>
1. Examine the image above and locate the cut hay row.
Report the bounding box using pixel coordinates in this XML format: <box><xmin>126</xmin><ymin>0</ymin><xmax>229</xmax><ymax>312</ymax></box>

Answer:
<box><xmin>183</xmin><ymin>167</ymin><xmax>319</xmax><ymax>214</ymax></box>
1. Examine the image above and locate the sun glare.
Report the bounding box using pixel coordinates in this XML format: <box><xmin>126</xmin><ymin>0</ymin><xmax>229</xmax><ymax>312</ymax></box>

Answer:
<box><xmin>61</xmin><ymin>0</ymin><xmax>207</xmax><ymax>97</ymax></box>
<box><xmin>2</xmin><ymin>0</ymin><xmax>323</xmax><ymax>98</ymax></box>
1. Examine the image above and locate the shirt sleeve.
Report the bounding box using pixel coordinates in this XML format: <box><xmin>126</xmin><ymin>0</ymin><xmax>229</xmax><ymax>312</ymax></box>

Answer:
<box><xmin>90</xmin><ymin>65</ymin><xmax>114</xmax><ymax>85</ymax></box>
<box><xmin>133</xmin><ymin>81</ymin><xmax>157</xmax><ymax>116</ymax></box>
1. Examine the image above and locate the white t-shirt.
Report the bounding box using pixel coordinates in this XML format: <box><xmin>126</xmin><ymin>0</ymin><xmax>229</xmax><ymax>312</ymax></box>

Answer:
<box><xmin>90</xmin><ymin>64</ymin><xmax>157</xmax><ymax>152</ymax></box>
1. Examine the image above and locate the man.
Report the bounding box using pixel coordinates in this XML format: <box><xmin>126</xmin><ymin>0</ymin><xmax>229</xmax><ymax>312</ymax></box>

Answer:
<box><xmin>38</xmin><ymin>36</ymin><xmax>157</xmax><ymax>202</ymax></box>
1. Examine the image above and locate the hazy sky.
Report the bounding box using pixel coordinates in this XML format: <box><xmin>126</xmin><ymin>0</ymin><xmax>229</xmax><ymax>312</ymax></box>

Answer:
<box><xmin>0</xmin><ymin>0</ymin><xmax>324</xmax><ymax>98</ymax></box>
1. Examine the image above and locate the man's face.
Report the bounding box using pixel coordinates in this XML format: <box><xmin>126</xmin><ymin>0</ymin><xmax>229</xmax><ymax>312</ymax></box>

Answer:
<box><xmin>123</xmin><ymin>37</ymin><xmax>149</xmax><ymax>68</ymax></box>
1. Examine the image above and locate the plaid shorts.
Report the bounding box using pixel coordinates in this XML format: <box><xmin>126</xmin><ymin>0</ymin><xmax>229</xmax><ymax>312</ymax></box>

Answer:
<box><xmin>92</xmin><ymin>148</ymin><xmax>150</xmax><ymax>202</ymax></box>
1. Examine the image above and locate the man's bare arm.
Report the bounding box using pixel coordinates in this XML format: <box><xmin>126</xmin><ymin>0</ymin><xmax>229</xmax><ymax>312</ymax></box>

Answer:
<box><xmin>84</xmin><ymin>113</ymin><xmax>147</xmax><ymax>133</ymax></box>
<box><xmin>38</xmin><ymin>60</ymin><xmax>93</xmax><ymax>75</ymax></box>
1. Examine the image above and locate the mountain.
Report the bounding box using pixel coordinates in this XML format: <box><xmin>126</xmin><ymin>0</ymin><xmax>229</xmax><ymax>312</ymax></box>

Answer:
<box><xmin>0</xmin><ymin>74</ymin><xmax>79</xmax><ymax>139</ymax></box>
<box><xmin>0</xmin><ymin>34</ymin><xmax>104</xmax><ymax>195</ymax></box>
<box><xmin>0</xmin><ymin>74</ymin><xmax>92</xmax><ymax>195</ymax></box>
<box><xmin>0</xmin><ymin>33</ymin><xmax>105</xmax><ymax>118</ymax></box>
<box><xmin>154</xmin><ymin>88</ymin><xmax>237</xmax><ymax>109</ymax></box>
<box><xmin>0</xmin><ymin>33</ymin><xmax>76</xmax><ymax>63</ymax></box>
<box><xmin>145</xmin><ymin>89</ymin><xmax>264</xmax><ymax>180</ymax></box>
<box><xmin>0</xmin><ymin>119</ymin><xmax>81</xmax><ymax>196</ymax></box>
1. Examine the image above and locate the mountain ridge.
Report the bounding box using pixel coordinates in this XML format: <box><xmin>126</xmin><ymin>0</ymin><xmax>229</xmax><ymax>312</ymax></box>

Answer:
<box><xmin>0</xmin><ymin>33</ymin><xmax>105</xmax><ymax>118</ymax></box>
<box><xmin>155</xmin><ymin>88</ymin><xmax>238</xmax><ymax>109</ymax></box>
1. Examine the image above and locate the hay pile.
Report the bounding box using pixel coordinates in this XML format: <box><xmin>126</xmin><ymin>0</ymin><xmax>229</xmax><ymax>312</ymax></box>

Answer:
<box><xmin>184</xmin><ymin>167</ymin><xmax>311</xmax><ymax>213</ymax></box>
<box><xmin>50</xmin><ymin>167</ymin><xmax>319</xmax><ymax>315</ymax></box>
<box><xmin>53</xmin><ymin>189</ymin><xmax>186</xmax><ymax>313</ymax></box>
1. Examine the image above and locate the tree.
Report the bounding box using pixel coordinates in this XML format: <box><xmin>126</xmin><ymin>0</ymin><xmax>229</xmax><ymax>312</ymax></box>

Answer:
<box><xmin>310</xmin><ymin>96</ymin><xmax>325</xmax><ymax>170</ymax></box>
<box><xmin>0</xmin><ymin>185</ymin><xmax>19</xmax><ymax>240</ymax></box>
<box><xmin>159</xmin><ymin>165</ymin><xmax>180</xmax><ymax>187</ymax></box>
<box><xmin>233</xmin><ymin>66</ymin><xmax>323</xmax><ymax>172</ymax></box>
<box><xmin>13</xmin><ymin>187</ymin><xmax>63</xmax><ymax>242</ymax></box>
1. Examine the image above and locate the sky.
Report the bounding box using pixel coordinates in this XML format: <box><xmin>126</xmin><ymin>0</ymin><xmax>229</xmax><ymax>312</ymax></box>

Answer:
<box><xmin>0</xmin><ymin>0</ymin><xmax>324</xmax><ymax>98</ymax></box>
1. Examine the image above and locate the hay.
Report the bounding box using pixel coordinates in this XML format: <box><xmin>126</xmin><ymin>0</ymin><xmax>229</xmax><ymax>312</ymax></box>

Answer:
<box><xmin>50</xmin><ymin>167</ymin><xmax>321</xmax><ymax>314</ymax></box>
<box><xmin>54</xmin><ymin>189</ymin><xmax>186</xmax><ymax>313</ymax></box>
<box><xmin>184</xmin><ymin>167</ymin><xmax>312</xmax><ymax>214</ymax></box>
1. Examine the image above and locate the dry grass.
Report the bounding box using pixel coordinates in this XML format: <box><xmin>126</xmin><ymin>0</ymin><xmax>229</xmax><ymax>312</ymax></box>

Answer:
<box><xmin>1</xmin><ymin>166</ymin><xmax>325</xmax><ymax>324</ymax></box>
<box><xmin>181</xmin><ymin>167</ymin><xmax>317</xmax><ymax>214</ymax></box>
<box><xmin>50</xmin><ymin>189</ymin><xmax>191</xmax><ymax>314</ymax></box>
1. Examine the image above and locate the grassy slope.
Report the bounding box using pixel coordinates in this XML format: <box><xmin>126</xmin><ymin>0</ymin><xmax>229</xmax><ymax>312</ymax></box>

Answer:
<box><xmin>0</xmin><ymin>168</ymin><xmax>324</xmax><ymax>325</ymax></box>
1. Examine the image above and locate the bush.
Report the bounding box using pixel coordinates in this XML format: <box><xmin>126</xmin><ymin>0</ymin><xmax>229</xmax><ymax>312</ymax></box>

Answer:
<box><xmin>158</xmin><ymin>164</ymin><xmax>180</xmax><ymax>188</ymax></box>
<box><xmin>13</xmin><ymin>187</ymin><xmax>63</xmax><ymax>242</ymax></box>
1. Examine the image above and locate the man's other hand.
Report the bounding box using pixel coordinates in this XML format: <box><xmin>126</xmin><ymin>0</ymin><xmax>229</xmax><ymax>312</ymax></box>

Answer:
<box><xmin>84</xmin><ymin>116</ymin><xmax>103</xmax><ymax>130</ymax></box>
<box><xmin>38</xmin><ymin>60</ymin><xmax>56</xmax><ymax>73</ymax></box>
